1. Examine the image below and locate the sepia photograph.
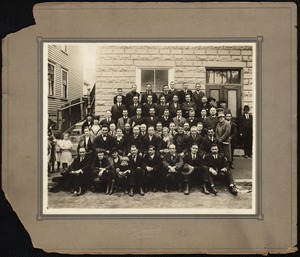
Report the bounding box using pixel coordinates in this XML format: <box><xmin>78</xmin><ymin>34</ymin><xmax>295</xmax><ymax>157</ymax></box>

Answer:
<box><xmin>43</xmin><ymin>41</ymin><xmax>257</xmax><ymax>215</ymax></box>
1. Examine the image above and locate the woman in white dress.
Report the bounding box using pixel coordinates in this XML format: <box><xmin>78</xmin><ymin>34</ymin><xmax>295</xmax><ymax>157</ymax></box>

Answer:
<box><xmin>60</xmin><ymin>133</ymin><xmax>73</xmax><ymax>169</ymax></box>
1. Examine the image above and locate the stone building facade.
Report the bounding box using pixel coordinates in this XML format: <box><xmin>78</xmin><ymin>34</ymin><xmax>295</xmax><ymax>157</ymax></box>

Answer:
<box><xmin>95</xmin><ymin>44</ymin><xmax>253</xmax><ymax>118</ymax></box>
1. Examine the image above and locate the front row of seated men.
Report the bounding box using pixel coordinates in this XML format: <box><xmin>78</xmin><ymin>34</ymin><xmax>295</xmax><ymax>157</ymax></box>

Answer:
<box><xmin>58</xmin><ymin>143</ymin><xmax>238</xmax><ymax>197</ymax></box>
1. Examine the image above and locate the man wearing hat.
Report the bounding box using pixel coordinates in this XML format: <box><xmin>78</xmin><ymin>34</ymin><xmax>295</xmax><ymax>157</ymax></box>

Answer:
<box><xmin>182</xmin><ymin>144</ymin><xmax>210</xmax><ymax>195</ymax></box>
<box><xmin>215</xmin><ymin>112</ymin><xmax>232</xmax><ymax>167</ymax></box>
<box><xmin>218</xmin><ymin>100</ymin><xmax>231</xmax><ymax>115</ymax></box>
<box><xmin>239</xmin><ymin>105</ymin><xmax>253</xmax><ymax>158</ymax></box>
<box><xmin>81</xmin><ymin>114</ymin><xmax>94</xmax><ymax>133</ymax></box>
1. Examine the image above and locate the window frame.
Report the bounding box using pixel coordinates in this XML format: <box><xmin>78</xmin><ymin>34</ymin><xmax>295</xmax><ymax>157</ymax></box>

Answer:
<box><xmin>48</xmin><ymin>62</ymin><xmax>55</xmax><ymax>97</ymax></box>
<box><xmin>206</xmin><ymin>67</ymin><xmax>242</xmax><ymax>86</ymax></box>
<box><xmin>61</xmin><ymin>44</ymin><xmax>68</xmax><ymax>54</ymax></box>
<box><xmin>61</xmin><ymin>69</ymin><xmax>68</xmax><ymax>100</ymax></box>
<box><xmin>136</xmin><ymin>67</ymin><xmax>175</xmax><ymax>93</ymax></box>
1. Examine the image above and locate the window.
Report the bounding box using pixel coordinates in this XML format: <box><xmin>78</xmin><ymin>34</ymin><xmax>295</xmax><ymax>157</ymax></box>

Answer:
<box><xmin>206</xmin><ymin>69</ymin><xmax>241</xmax><ymax>84</ymax></box>
<box><xmin>140</xmin><ymin>69</ymin><xmax>169</xmax><ymax>92</ymax></box>
<box><xmin>48</xmin><ymin>63</ymin><xmax>55</xmax><ymax>96</ymax></box>
<box><xmin>61</xmin><ymin>70</ymin><xmax>68</xmax><ymax>99</ymax></box>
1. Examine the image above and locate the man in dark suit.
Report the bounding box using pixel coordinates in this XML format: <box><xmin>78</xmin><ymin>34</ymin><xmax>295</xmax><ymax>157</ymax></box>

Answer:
<box><xmin>127</xmin><ymin>126</ymin><xmax>143</xmax><ymax>153</ymax></box>
<box><xmin>128</xmin><ymin>145</ymin><xmax>145</xmax><ymax>196</ymax></box>
<box><xmin>142</xmin><ymin>145</ymin><xmax>162</xmax><ymax>192</ymax></box>
<box><xmin>90</xmin><ymin>149</ymin><xmax>114</xmax><ymax>194</ymax></box>
<box><xmin>162</xmin><ymin>144</ymin><xmax>184</xmax><ymax>192</ymax></box>
<box><xmin>111</xmin><ymin>95</ymin><xmax>126</xmax><ymax>122</ymax></box>
<box><xmin>186</xmin><ymin>108</ymin><xmax>200</xmax><ymax>127</ymax></box>
<box><xmin>192</xmin><ymin>83</ymin><xmax>205</xmax><ymax>108</ymax></box>
<box><xmin>145</xmin><ymin>107</ymin><xmax>159</xmax><ymax>128</ymax></box>
<box><xmin>125</xmin><ymin>84</ymin><xmax>140</xmax><ymax>108</ymax></box>
<box><xmin>186</xmin><ymin>126</ymin><xmax>205</xmax><ymax>152</ymax></box>
<box><xmin>173</xmin><ymin>125</ymin><xmax>189</xmax><ymax>155</ymax></box>
<box><xmin>182</xmin><ymin>94</ymin><xmax>197</xmax><ymax>118</ymax></box>
<box><xmin>160</xmin><ymin>84</ymin><xmax>172</xmax><ymax>104</ymax></box>
<box><xmin>117</xmin><ymin>109</ymin><xmax>131</xmax><ymax>131</ymax></box>
<box><xmin>156</xmin><ymin>95</ymin><xmax>169</xmax><ymax>117</ymax></box>
<box><xmin>141</xmin><ymin>126</ymin><xmax>161</xmax><ymax>155</ymax></box>
<box><xmin>142</xmin><ymin>95</ymin><xmax>157</xmax><ymax>117</ymax></box>
<box><xmin>77</xmin><ymin>127</ymin><xmax>95</xmax><ymax>158</ymax></box>
<box><xmin>202</xmin><ymin>127</ymin><xmax>219</xmax><ymax>154</ymax></box>
<box><xmin>226</xmin><ymin>112</ymin><xmax>237</xmax><ymax>168</ymax></box>
<box><xmin>178</xmin><ymin>82</ymin><xmax>193</xmax><ymax>104</ymax></box>
<box><xmin>203</xmin><ymin>144</ymin><xmax>237</xmax><ymax>195</ymax></box>
<box><xmin>159</xmin><ymin>108</ymin><xmax>173</xmax><ymax>128</ymax></box>
<box><xmin>203</xmin><ymin>107</ymin><xmax>218</xmax><ymax>132</ymax></box>
<box><xmin>93</xmin><ymin>126</ymin><xmax>115</xmax><ymax>155</ymax></box>
<box><xmin>61</xmin><ymin>147</ymin><xmax>92</xmax><ymax>195</ymax></box>
<box><xmin>141</xmin><ymin>84</ymin><xmax>158</xmax><ymax>104</ymax></box>
<box><xmin>127</xmin><ymin>95</ymin><xmax>142</xmax><ymax>118</ymax></box>
<box><xmin>198</xmin><ymin>96</ymin><xmax>212</xmax><ymax>116</ymax></box>
<box><xmin>113</xmin><ymin>88</ymin><xmax>126</xmax><ymax>105</ymax></box>
<box><xmin>100</xmin><ymin>110</ymin><xmax>116</xmax><ymax>127</ymax></box>
<box><xmin>182</xmin><ymin>144</ymin><xmax>209</xmax><ymax>195</ymax></box>
<box><xmin>172</xmin><ymin>109</ymin><xmax>186</xmax><ymax>129</ymax></box>
<box><xmin>81</xmin><ymin>114</ymin><xmax>94</xmax><ymax>133</ymax></box>
<box><xmin>168</xmin><ymin>81</ymin><xmax>178</xmax><ymax>102</ymax></box>
<box><xmin>239</xmin><ymin>105</ymin><xmax>253</xmax><ymax>158</ymax></box>
<box><xmin>130</xmin><ymin>107</ymin><xmax>146</xmax><ymax>127</ymax></box>
<box><xmin>169</xmin><ymin>94</ymin><xmax>182</xmax><ymax>118</ymax></box>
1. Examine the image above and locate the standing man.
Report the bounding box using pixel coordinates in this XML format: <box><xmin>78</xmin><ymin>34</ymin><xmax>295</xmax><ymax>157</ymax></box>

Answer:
<box><xmin>100</xmin><ymin>110</ymin><xmax>116</xmax><ymax>127</ymax></box>
<box><xmin>178</xmin><ymin>82</ymin><xmax>193</xmax><ymax>104</ymax></box>
<box><xmin>182</xmin><ymin>95</ymin><xmax>197</xmax><ymax>118</ymax></box>
<box><xmin>239</xmin><ymin>105</ymin><xmax>253</xmax><ymax>158</ymax></box>
<box><xmin>127</xmin><ymin>126</ymin><xmax>143</xmax><ymax>153</ymax></box>
<box><xmin>125</xmin><ymin>84</ymin><xmax>140</xmax><ymax>108</ymax></box>
<box><xmin>143</xmin><ymin>94</ymin><xmax>157</xmax><ymax>117</ymax></box>
<box><xmin>81</xmin><ymin>114</ymin><xmax>94</xmax><ymax>133</ymax></box>
<box><xmin>93</xmin><ymin>126</ymin><xmax>115</xmax><ymax>155</ymax></box>
<box><xmin>168</xmin><ymin>81</ymin><xmax>178</xmax><ymax>101</ymax></box>
<box><xmin>186</xmin><ymin>108</ymin><xmax>200</xmax><ymax>127</ymax></box>
<box><xmin>127</xmin><ymin>95</ymin><xmax>142</xmax><ymax>118</ymax></box>
<box><xmin>145</xmin><ymin>107</ymin><xmax>159</xmax><ymax>128</ymax></box>
<box><xmin>203</xmin><ymin>144</ymin><xmax>237</xmax><ymax>195</ymax></box>
<box><xmin>169</xmin><ymin>94</ymin><xmax>182</xmax><ymax>118</ymax></box>
<box><xmin>141</xmin><ymin>126</ymin><xmax>161</xmax><ymax>155</ymax></box>
<box><xmin>215</xmin><ymin>112</ymin><xmax>232</xmax><ymax>166</ymax></box>
<box><xmin>226</xmin><ymin>113</ymin><xmax>237</xmax><ymax>169</ymax></box>
<box><xmin>203</xmin><ymin>107</ymin><xmax>218</xmax><ymax>132</ymax></box>
<box><xmin>160</xmin><ymin>85</ymin><xmax>172</xmax><ymax>104</ymax></box>
<box><xmin>130</xmin><ymin>107</ymin><xmax>146</xmax><ymax>127</ymax></box>
<box><xmin>113</xmin><ymin>88</ymin><xmax>126</xmax><ymax>105</ymax></box>
<box><xmin>141</xmin><ymin>84</ymin><xmax>158</xmax><ymax>104</ymax></box>
<box><xmin>156</xmin><ymin>95</ymin><xmax>169</xmax><ymax>117</ymax></box>
<box><xmin>117</xmin><ymin>109</ymin><xmax>131</xmax><ymax>131</ymax></box>
<box><xmin>173</xmin><ymin>109</ymin><xmax>186</xmax><ymax>129</ymax></box>
<box><xmin>159</xmin><ymin>108</ymin><xmax>173</xmax><ymax>128</ymax></box>
<box><xmin>192</xmin><ymin>83</ymin><xmax>205</xmax><ymax>108</ymax></box>
<box><xmin>128</xmin><ymin>145</ymin><xmax>145</xmax><ymax>196</ymax></box>
<box><xmin>111</xmin><ymin>95</ymin><xmax>126</xmax><ymax>122</ymax></box>
<box><xmin>77</xmin><ymin>127</ymin><xmax>95</xmax><ymax>158</ymax></box>
<box><xmin>218</xmin><ymin>100</ymin><xmax>231</xmax><ymax>115</ymax></box>
<box><xmin>199</xmin><ymin>96</ymin><xmax>211</xmax><ymax>116</ymax></box>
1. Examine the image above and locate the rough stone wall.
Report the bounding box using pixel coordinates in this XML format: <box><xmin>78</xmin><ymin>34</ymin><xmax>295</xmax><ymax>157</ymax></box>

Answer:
<box><xmin>95</xmin><ymin>45</ymin><xmax>253</xmax><ymax>116</ymax></box>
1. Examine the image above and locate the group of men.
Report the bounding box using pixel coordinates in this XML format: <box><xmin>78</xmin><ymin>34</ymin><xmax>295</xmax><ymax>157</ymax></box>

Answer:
<box><xmin>52</xmin><ymin>82</ymin><xmax>253</xmax><ymax>197</ymax></box>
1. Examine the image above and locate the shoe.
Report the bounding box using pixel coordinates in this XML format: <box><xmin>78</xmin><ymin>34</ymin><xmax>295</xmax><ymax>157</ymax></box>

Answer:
<box><xmin>140</xmin><ymin>187</ymin><xmax>145</xmax><ymax>196</ymax></box>
<box><xmin>184</xmin><ymin>184</ymin><xmax>189</xmax><ymax>195</ymax></box>
<box><xmin>90</xmin><ymin>185</ymin><xmax>96</xmax><ymax>192</ymax></box>
<box><xmin>129</xmin><ymin>187</ymin><xmax>134</xmax><ymax>197</ymax></box>
<box><xmin>164</xmin><ymin>186</ymin><xmax>169</xmax><ymax>193</ymax></box>
<box><xmin>229</xmin><ymin>185</ymin><xmax>238</xmax><ymax>196</ymax></box>
<box><xmin>230</xmin><ymin>163</ymin><xmax>235</xmax><ymax>169</ymax></box>
<box><xmin>178</xmin><ymin>184</ymin><xmax>182</xmax><ymax>193</ymax></box>
<box><xmin>248</xmin><ymin>155</ymin><xmax>252</xmax><ymax>159</ymax></box>
<box><xmin>210</xmin><ymin>185</ymin><xmax>218</xmax><ymax>195</ymax></box>
<box><xmin>202</xmin><ymin>184</ymin><xmax>210</xmax><ymax>195</ymax></box>
<box><xmin>244</xmin><ymin>155</ymin><xmax>248</xmax><ymax>158</ymax></box>
<box><xmin>124</xmin><ymin>189</ymin><xmax>129</xmax><ymax>194</ymax></box>
<box><xmin>153</xmin><ymin>187</ymin><xmax>157</xmax><ymax>193</ymax></box>
<box><xmin>73</xmin><ymin>191</ymin><xmax>77</xmax><ymax>195</ymax></box>
<box><xmin>76</xmin><ymin>187</ymin><xmax>82</xmax><ymax>195</ymax></box>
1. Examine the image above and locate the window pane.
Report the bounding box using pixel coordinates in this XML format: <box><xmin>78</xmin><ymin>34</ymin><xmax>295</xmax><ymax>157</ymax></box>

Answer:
<box><xmin>228</xmin><ymin>90</ymin><xmax>237</xmax><ymax>117</ymax></box>
<box><xmin>231</xmin><ymin>70</ymin><xmax>240</xmax><ymax>84</ymax></box>
<box><xmin>155</xmin><ymin>70</ymin><xmax>168</xmax><ymax>92</ymax></box>
<box><xmin>209</xmin><ymin>89</ymin><xmax>220</xmax><ymax>102</ymax></box>
<box><xmin>222</xmin><ymin>71</ymin><xmax>229</xmax><ymax>84</ymax></box>
<box><xmin>206</xmin><ymin>70</ymin><xmax>214</xmax><ymax>84</ymax></box>
<box><xmin>214</xmin><ymin>71</ymin><xmax>223</xmax><ymax>84</ymax></box>
<box><xmin>141</xmin><ymin>70</ymin><xmax>154</xmax><ymax>91</ymax></box>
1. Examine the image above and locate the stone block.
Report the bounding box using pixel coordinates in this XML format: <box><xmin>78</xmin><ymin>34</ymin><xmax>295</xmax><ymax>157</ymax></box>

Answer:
<box><xmin>113</xmin><ymin>48</ymin><xmax>124</xmax><ymax>54</ymax></box>
<box><xmin>182</xmin><ymin>61</ymin><xmax>193</xmax><ymax>66</ymax></box>
<box><xmin>206</xmin><ymin>49</ymin><xmax>217</xmax><ymax>55</ymax></box>
<box><xmin>242</xmin><ymin>56</ymin><xmax>249</xmax><ymax>61</ymax></box>
<box><xmin>231</xmin><ymin>55</ymin><xmax>242</xmax><ymax>61</ymax></box>
<box><xmin>247</xmin><ymin>62</ymin><xmax>253</xmax><ymax>67</ymax></box>
<box><xmin>136</xmin><ymin>48</ymin><xmax>148</xmax><ymax>54</ymax></box>
<box><xmin>101</xmin><ymin>72</ymin><xmax>113</xmax><ymax>77</ymax></box>
<box><xmin>207</xmin><ymin>56</ymin><xmax>219</xmax><ymax>61</ymax></box>
<box><xmin>218</xmin><ymin>50</ymin><xmax>229</xmax><ymax>55</ymax></box>
<box><xmin>160</xmin><ymin>49</ymin><xmax>171</xmax><ymax>54</ymax></box>
<box><xmin>194</xmin><ymin>72</ymin><xmax>205</xmax><ymax>78</ymax></box>
<box><xmin>176</xmin><ymin>61</ymin><xmax>182</xmax><ymax>66</ymax></box>
<box><xmin>112</xmin><ymin>72</ymin><xmax>124</xmax><ymax>77</ymax></box>
<box><xmin>163</xmin><ymin>55</ymin><xmax>174</xmax><ymax>60</ymax></box>
<box><xmin>123</xmin><ymin>72</ymin><xmax>136</xmax><ymax>77</ymax></box>
<box><xmin>182</xmin><ymin>55</ymin><xmax>197</xmax><ymax>61</ymax></box>
<box><xmin>195</xmin><ymin>49</ymin><xmax>206</xmax><ymax>55</ymax></box>
<box><xmin>194</xmin><ymin>61</ymin><xmax>202</xmax><ymax>66</ymax></box>
<box><xmin>244</xmin><ymin>73</ymin><xmax>252</xmax><ymax>79</ymax></box>
<box><xmin>198</xmin><ymin>55</ymin><xmax>208</xmax><ymax>61</ymax></box>
<box><xmin>183</xmin><ymin>49</ymin><xmax>194</xmax><ymax>55</ymax></box>
<box><xmin>125</xmin><ymin>49</ymin><xmax>136</xmax><ymax>54</ymax></box>
<box><xmin>148</xmin><ymin>48</ymin><xmax>159</xmax><ymax>54</ymax></box>
<box><xmin>241</xmin><ymin>50</ymin><xmax>252</xmax><ymax>55</ymax></box>
<box><xmin>102</xmin><ymin>60</ymin><xmax>113</xmax><ymax>65</ymax></box>
<box><xmin>171</xmin><ymin>49</ymin><xmax>182</xmax><ymax>54</ymax></box>
<box><xmin>229</xmin><ymin>50</ymin><xmax>241</xmax><ymax>55</ymax></box>
<box><xmin>119</xmin><ymin>55</ymin><xmax>131</xmax><ymax>60</ymax></box>
<box><xmin>101</xmin><ymin>48</ymin><xmax>113</xmax><ymax>54</ymax></box>
<box><xmin>113</xmin><ymin>60</ymin><xmax>124</xmax><ymax>65</ymax></box>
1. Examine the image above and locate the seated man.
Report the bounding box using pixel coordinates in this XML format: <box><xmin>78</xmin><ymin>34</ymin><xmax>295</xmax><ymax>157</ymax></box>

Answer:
<box><xmin>90</xmin><ymin>148</ymin><xmax>114</xmax><ymax>195</ymax></box>
<box><xmin>202</xmin><ymin>127</ymin><xmax>219</xmax><ymax>154</ymax></box>
<box><xmin>142</xmin><ymin>145</ymin><xmax>162</xmax><ymax>193</ymax></box>
<box><xmin>182</xmin><ymin>144</ymin><xmax>209</xmax><ymax>195</ymax></box>
<box><xmin>61</xmin><ymin>147</ymin><xmax>92</xmax><ymax>195</ymax></box>
<box><xmin>114</xmin><ymin>156</ymin><xmax>131</xmax><ymax>194</ymax></box>
<box><xmin>128</xmin><ymin>145</ymin><xmax>145</xmax><ymax>197</ymax></box>
<box><xmin>162</xmin><ymin>144</ymin><xmax>184</xmax><ymax>193</ymax></box>
<box><xmin>203</xmin><ymin>144</ymin><xmax>238</xmax><ymax>196</ymax></box>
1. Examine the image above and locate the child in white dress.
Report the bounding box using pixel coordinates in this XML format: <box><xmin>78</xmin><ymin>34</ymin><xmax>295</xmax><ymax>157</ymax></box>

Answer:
<box><xmin>60</xmin><ymin>133</ymin><xmax>73</xmax><ymax>169</ymax></box>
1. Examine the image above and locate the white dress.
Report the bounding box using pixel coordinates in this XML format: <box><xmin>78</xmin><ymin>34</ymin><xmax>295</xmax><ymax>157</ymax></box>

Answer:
<box><xmin>60</xmin><ymin>139</ymin><xmax>73</xmax><ymax>165</ymax></box>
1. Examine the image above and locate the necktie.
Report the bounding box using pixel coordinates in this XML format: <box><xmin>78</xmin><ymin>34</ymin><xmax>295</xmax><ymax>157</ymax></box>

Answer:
<box><xmin>213</xmin><ymin>154</ymin><xmax>217</xmax><ymax>159</ymax></box>
<box><xmin>192</xmin><ymin>154</ymin><xmax>195</xmax><ymax>160</ymax></box>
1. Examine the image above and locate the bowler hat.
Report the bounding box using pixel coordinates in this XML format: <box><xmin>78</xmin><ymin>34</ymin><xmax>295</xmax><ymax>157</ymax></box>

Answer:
<box><xmin>243</xmin><ymin>105</ymin><xmax>250</xmax><ymax>111</ymax></box>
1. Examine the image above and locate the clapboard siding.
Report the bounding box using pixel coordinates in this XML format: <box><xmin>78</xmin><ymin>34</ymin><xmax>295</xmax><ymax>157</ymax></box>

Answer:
<box><xmin>95</xmin><ymin>45</ymin><xmax>253</xmax><ymax>116</ymax></box>
<box><xmin>48</xmin><ymin>45</ymin><xmax>83</xmax><ymax>120</ymax></box>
